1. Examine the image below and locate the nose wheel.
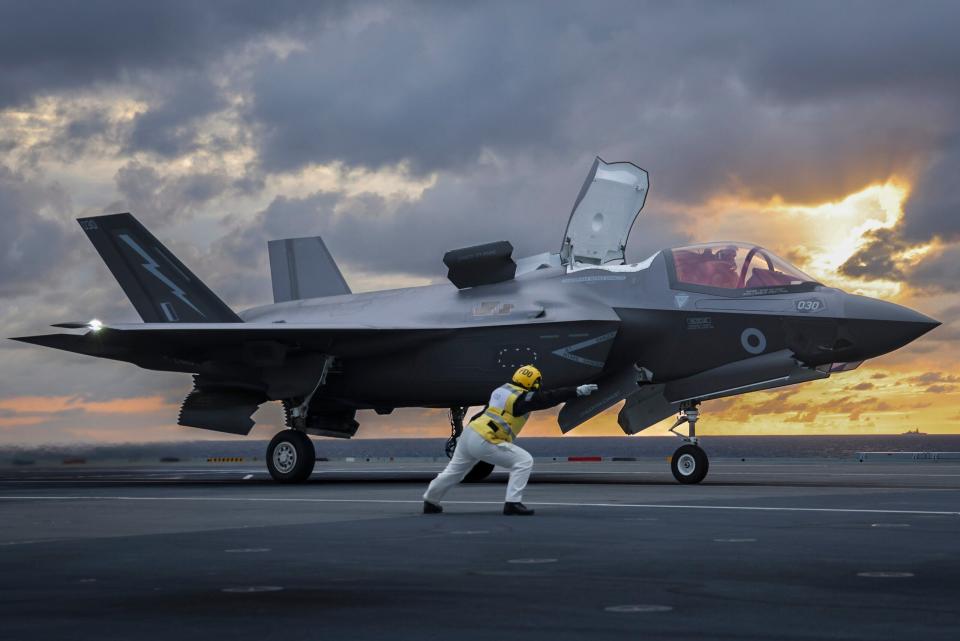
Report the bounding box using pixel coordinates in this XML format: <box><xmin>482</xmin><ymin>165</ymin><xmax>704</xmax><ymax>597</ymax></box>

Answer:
<box><xmin>668</xmin><ymin>402</ymin><xmax>709</xmax><ymax>484</ymax></box>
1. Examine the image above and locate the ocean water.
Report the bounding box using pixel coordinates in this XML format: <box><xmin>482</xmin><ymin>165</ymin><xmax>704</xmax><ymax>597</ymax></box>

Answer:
<box><xmin>3</xmin><ymin>434</ymin><xmax>960</xmax><ymax>464</ymax></box>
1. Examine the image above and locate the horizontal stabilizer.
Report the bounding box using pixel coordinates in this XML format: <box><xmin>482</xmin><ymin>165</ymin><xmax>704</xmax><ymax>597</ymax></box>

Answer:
<box><xmin>76</xmin><ymin>213</ymin><xmax>240</xmax><ymax>323</ymax></box>
<box><xmin>444</xmin><ymin>241</ymin><xmax>516</xmax><ymax>289</ymax></box>
<box><xmin>268</xmin><ymin>236</ymin><xmax>350</xmax><ymax>303</ymax></box>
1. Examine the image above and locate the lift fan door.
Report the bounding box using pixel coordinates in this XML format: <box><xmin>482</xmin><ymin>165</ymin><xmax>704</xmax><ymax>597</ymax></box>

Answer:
<box><xmin>561</xmin><ymin>157</ymin><xmax>649</xmax><ymax>265</ymax></box>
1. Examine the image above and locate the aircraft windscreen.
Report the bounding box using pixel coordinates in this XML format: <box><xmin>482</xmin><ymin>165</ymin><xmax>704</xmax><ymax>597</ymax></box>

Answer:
<box><xmin>669</xmin><ymin>242</ymin><xmax>819</xmax><ymax>292</ymax></box>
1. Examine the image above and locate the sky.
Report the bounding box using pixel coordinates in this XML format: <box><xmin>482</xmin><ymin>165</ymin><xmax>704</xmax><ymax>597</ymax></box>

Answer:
<box><xmin>2</xmin><ymin>0</ymin><xmax>959</xmax><ymax>444</ymax></box>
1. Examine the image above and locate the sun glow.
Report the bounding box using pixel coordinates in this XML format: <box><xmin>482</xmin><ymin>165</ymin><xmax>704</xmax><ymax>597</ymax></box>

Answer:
<box><xmin>689</xmin><ymin>180</ymin><xmax>928</xmax><ymax>300</ymax></box>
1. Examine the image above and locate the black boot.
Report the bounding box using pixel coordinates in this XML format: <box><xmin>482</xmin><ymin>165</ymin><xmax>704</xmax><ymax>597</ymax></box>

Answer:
<box><xmin>503</xmin><ymin>502</ymin><xmax>535</xmax><ymax>516</ymax></box>
<box><xmin>423</xmin><ymin>500</ymin><xmax>443</xmax><ymax>514</ymax></box>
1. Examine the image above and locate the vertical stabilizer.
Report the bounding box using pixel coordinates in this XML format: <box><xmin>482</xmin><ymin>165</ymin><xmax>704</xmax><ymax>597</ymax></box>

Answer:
<box><xmin>268</xmin><ymin>236</ymin><xmax>351</xmax><ymax>303</ymax></box>
<box><xmin>77</xmin><ymin>213</ymin><xmax>241</xmax><ymax>323</ymax></box>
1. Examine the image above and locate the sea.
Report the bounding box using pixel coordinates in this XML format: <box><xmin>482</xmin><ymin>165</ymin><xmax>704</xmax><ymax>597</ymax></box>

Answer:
<box><xmin>3</xmin><ymin>434</ymin><xmax>960</xmax><ymax>465</ymax></box>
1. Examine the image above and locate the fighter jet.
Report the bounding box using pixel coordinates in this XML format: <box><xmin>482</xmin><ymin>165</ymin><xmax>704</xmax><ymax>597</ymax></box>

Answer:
<box><xmin>12</xmin><ymin>158</ymin><xmax>940</xmax><ymax>484</ymax></box>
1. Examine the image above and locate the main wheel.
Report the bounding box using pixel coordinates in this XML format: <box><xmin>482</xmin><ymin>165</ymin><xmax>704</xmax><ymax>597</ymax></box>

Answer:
<box><xmin>670</xmin><ymin>444</ymin><xmax>709</xmax><ymax>484</ymax></box>
<box><xmin>267</xmin><ymin>430</ymin><xmax>316</xmax><ymax>483</ymax></box>
<box><xmin>461</xmin><ymin>461</ymin><xmax>495</xmax><ymax>483</ymax></box>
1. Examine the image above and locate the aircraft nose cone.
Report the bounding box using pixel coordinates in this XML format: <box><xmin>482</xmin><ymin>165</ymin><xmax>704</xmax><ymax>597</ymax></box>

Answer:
<box><xmin>842</xmin><ymin>294</ymin><xmax>940</xmax><ymax>359</ymax></box>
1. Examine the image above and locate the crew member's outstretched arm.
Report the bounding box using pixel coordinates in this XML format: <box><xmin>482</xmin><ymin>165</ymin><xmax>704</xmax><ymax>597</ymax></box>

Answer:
<box><xmin>513</xmin><ymin>386</ymin><xmax>585</xmax><ymax>415</ymax></box>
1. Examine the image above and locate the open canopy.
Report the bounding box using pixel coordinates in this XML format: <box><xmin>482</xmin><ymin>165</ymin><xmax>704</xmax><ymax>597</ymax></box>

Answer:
<box><xmin>561</xmin><ymin>157</ymin><xmax>649</xmax><ymax>265</ymax></box>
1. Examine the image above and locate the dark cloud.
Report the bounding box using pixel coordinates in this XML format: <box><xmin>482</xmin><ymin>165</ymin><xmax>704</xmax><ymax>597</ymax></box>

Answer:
<box><xmin>906</xmin><ymin>244</ymin><xmax>960</xmax><ymax>293</ymax></box>
<box><xmin>902</xmin><ymin>141</ymin><xmax>960</xmax><ymax>243</ymax></box>
<box><xmin>839</xmin><ymin>228</ymin><xmax>910</xmax><ymax>281</ymax></box>
<box><xmin>0</xmin><ymin>165</ymin><xmax>75</xmax><ymax>297</ymax></box>
<box><xmin>239</xmin><ymin>2</ymin><xmax>960</xmax><ymax>206</ymax></box>
<box><xmin>125</xmin><ymin>73</ymin><xmax>227</xmax><ymax>158</ymax></box>
<box><xmin>905</xmin><ymin>372</ymin><xmax>960</xmax><ymax>386</ymax></box>
<box><xmin>740</xmin><ymin>2</ymin><xmax>960</xmax><ymax>102</ymax></box>
<box><xmin>248</xmin><ymin>4</ymin><xmax>592</xmax><ymax>174</ymax></box>
<box><xmin>0</xmin><ymin>1</ymin><xmax>341</xmax><ymax>108</ymax></box>
<box><xmin>109</xmin><ymin>161</ymin><xmax>231</xmax><ymax>224</ymax></box>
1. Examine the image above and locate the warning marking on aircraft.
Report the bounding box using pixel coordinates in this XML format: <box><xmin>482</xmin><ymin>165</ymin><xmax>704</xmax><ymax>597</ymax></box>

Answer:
<box><xmin>225</xmin><ymin>548</ymin><xmax>271</xmax><ymax>553</ymax></box>
<box><xmin>856</xmin><ymin>572</ymin><xmax>914</xmax><ymax>578</ymax></box>
<box><xmin>3</xmin><ymin>495</ymin><xmax>960</xmax><ymax>517</ymax></box>
<box><xmin>221</xmin><ymin>586</ymin><xmax>284</xmax><ymax>593</ymax></box>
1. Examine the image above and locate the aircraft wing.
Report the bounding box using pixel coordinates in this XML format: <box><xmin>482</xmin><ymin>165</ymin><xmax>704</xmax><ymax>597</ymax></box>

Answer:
<box><xmin>618</xmin><ymin>350</ymin><xmax>832</xmax><ymax>434</ymax></box>
<box><xmin>10</xmin><ymin>322</ymin><xmax>457</xmax><ymax>371</ymax></box>
<box><xmin>559</xmin><ymin>350</ymin><xmax>832</xmax><ymax>434</ymax></box>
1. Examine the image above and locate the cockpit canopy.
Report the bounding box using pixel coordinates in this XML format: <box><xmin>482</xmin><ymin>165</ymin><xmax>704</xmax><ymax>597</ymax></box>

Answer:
<box><xmin>666</xmin><ymin>242</ymin><xmax>820</xmax><ymax>295</ymax></box>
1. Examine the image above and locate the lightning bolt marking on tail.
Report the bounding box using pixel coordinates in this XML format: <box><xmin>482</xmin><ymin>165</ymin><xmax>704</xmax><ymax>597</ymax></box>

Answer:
<box><xmin>118</xmin><ymin>234</ymin><xmax>205</xmax><ymax>318</ymax></box>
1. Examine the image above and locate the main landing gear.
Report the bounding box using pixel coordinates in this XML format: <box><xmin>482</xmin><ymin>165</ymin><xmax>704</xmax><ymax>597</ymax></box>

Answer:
<box><xmin>447</xmin><ymin>406</ymin><xmax>495</xmax><ymax>483</ymax></box>
<box><xmin>668</xmin><ymin>401</ymin><xmax>709</xmax><ymax>484</ymax></box>
<box><xmin>267</xmin><ymin>429</ymin><xmax>315</xmax><ymax>483</ymax></box>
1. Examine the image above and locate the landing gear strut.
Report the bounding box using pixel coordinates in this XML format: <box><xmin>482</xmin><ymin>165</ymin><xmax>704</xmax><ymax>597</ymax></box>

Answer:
<box><xmin>668</xmin><ymin>401</ymin><xmax>709</xmax><ymax>484</ymax></box>
<box><xmin>446</xmin><ymin>406</ymin><xmax>495</xmax><ymax>483</ymax></box>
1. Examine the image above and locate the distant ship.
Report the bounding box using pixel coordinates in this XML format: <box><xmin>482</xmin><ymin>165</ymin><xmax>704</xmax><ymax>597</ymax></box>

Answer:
<box><xmin>901</xmin><ymin>428</ymin><xmax>927</xmax><ymax>435</ymax></box>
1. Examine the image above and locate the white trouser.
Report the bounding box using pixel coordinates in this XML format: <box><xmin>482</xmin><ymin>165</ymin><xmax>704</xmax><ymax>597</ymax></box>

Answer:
<box><xmin>423</xmin><ymin>427</ymin><xmax>534</xmax><ymax>504</ymax></box>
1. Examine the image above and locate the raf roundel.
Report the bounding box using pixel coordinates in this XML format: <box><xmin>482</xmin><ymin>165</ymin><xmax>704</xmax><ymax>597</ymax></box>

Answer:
<box><xmin>740</xmin><ymin>328</ymin><xmax>767</xmax><ymax>355</ymax></box>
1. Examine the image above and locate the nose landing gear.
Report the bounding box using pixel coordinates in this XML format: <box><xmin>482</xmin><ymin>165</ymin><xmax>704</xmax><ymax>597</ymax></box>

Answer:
<box><xmin>668</xmin><ymin>401</ymin><xmax>709</xmax><ymax>484</ymax></box>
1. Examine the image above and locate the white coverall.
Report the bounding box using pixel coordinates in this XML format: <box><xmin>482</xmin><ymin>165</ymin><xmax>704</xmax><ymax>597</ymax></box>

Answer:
<box><xmin>423</xmin><ymin>427</ymin><xmax>533</xmax><ymax>504</ymax></box>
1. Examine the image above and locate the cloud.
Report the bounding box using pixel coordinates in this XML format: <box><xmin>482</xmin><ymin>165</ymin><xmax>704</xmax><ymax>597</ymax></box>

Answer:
<box><xmin>124</xmin><ymin>73</ymin><xmax>228</xmax><ymax>158</ymax></box>
<box><xmin>905</xmin><ymin>372</ymin><xmax>960</xmax><ymax>385</ymax></box>
<box><xmin>839</xmin><ymin>228</ymin><xmax>910</xmax><ymax>281</ymax></box>
<box><xmin>110</xmin><ymin>160</ymin><xmax>232</xmax><ymax>224</ymax></box>
<box><xmin>0</xmin><ymin>1</ymin><xmax>339</xmax><ymax>109</ymax></box>
<box><xmin>905</xmin><ymin>243</ymin><xmax>960</xmax><ymax>293</ymax></box>
<box><xmin>0</xmin><ymin>165</ymin><xmax>76</xmax><ymax>297</ymax></box>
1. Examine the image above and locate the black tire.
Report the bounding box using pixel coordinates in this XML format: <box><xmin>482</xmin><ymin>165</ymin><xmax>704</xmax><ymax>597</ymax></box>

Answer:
<box><xmin>670</xmin><ymin>444</ymin><xmax>709</xmax><ymax>484</ymax></box>
<box><xmin>461</xmin><ymin>461</ymin><xmax>495</xmax><ymax>483</ymax></box>
<box><xmin>266</xmin><ymin>430</ymin><xmax>316</xmax><ymax>483</ymax></box>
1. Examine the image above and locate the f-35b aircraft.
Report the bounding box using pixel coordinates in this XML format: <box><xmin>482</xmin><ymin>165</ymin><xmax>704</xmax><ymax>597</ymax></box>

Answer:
<box><xmin>13</xmin><ymin>158</ymin><xmax>940</xmax><ymax>484</ymax></box>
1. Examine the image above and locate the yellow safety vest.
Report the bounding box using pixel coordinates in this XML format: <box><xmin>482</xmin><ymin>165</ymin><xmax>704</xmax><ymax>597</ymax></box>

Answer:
<box><xmin>469</xmin><ymin>383</ymin><xmax>530</xmax><ymax>444</ymax></box>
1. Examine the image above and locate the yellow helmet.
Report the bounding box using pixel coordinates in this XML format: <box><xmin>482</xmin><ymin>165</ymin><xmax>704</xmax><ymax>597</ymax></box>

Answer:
<box><xmin>512</xmin><ymin>365</ymin><xmax>542</xmax><ymax>390</ymax></box>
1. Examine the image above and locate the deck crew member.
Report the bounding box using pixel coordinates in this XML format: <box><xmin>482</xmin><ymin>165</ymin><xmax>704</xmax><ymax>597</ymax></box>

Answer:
<box><xmin>423</xmin><ymin>365</ymin><xmax>598</xmax><ymax>516</ymax></box>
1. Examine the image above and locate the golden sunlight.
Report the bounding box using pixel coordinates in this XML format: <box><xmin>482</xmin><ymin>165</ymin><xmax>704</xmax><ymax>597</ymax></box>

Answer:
<box><xmin>690</xmin><ymin>180</ymin><xmax>932</xmax><ymax>300</ymax></box>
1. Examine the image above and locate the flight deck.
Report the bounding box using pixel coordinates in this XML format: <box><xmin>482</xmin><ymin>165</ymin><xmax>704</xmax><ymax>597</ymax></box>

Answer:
<box><xmin>1</xmin><ymin>457</ymin><xmax>958</xmax><ymax>641</ymax></box>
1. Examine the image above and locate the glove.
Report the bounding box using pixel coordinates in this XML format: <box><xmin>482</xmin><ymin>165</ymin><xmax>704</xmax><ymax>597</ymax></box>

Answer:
<box><xmin>576</xmin><ymin>384</ymin><xmax>598</xmax><ymax>397</ymax></box>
